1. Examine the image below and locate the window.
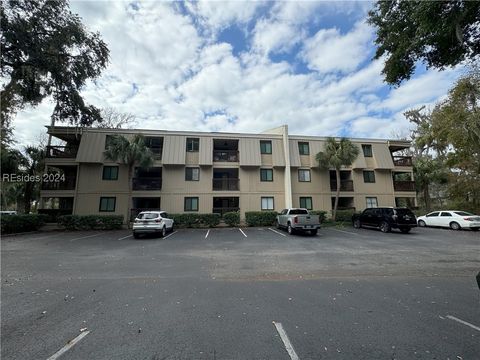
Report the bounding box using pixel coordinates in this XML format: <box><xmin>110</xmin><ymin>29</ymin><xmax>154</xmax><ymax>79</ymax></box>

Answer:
<box><xmin>260</xmin><ymin>169</ymin><xmax>273</xmax><ymax>182</ymax></box>
<box><xmin>102</xmin><ymin>166</ymin><xmax>118</xmax><ymax>180</ymax></box>
<box><xmin>260</xmin><ymin>140</ymin><xmax>272</xmax><ymax>154</ymax></box>
<box><xmin>363</xmin><ymin>170</ymin><xmax>375</xmax><ymax>183</ymax></box>
<box><xmin>299</xmin><ymin>197</ymin><xmax>313</xmax><ymax>210</ymax></box>
<box><xmin>261</xmin><ymin>197</ymin><xmax>274</xmax><ymax>210</ymax></box>
<box><xmin>362</xmin><ymin>144</ymin><xmax>373</xmax><ymax>157</ymax></box>
<box><xmin>440</xmin><ymin>212</ymin><xmax>452</xmax><ymax>217</ymax></box>
<box><xmin>185</xmin><ymin>167</ymin><xmax>200</xmax><ymax>181</ymax></box>
<box><xmin>105</xmin><ymin>135</ymin><xmax>115</xmax><ymax>149</ymax></box>
<box><xmin>186</xmin><ymin>138</ymin><xmax>199</xmax><ymax>152</ymax></box>
<box><xmin>184</xmin><ymin>197</ymin><xmax>199</xmax><ymax>211</ymax></box>
<box><xmin>366</xmin><ymin>197</ymin><xmax>378</xmax><ymax>208</ymax></box>
<box><xmin>298</xmin><ymin>169</ymin><xmax>311</xmax><ymax>182</ymax></box>
<box><xmin>427</xmin><ymin>212</ymin><xmax>440</xmax><ymax>217</ymax></box>
<box><xmin>298</xmin><ymin>142</ymin><xmax>310</xmax><ymax>155</ymax></box>
<box><xmin>99</xmin><ymin>197</ymin><xmax>116</xmax><ymax>212</ymax></box>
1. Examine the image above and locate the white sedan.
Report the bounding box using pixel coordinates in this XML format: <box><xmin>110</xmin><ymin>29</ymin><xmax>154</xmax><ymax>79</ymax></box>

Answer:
<box><xmin>417</xmin><ymin>211</ymin><xmax>480</xmax><ymax>231</ymax></box>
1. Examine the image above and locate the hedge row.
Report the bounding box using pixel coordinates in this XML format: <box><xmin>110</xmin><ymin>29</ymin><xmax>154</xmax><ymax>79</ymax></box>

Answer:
<box><xmin>58</xmin><ymin>215</ymin><xmax>124</xmax><ymax>230</ymax></box>
<box><xmin>170</xmin><ymin>213</ymin><xmax>221</xmax><ymax>228</ymax></box>
<box><xmin>333</xmin><ymin>209</ymin><xmax>360</xmax><ymax>222</ymax></box>
<box><xmin>309</xmin><ymin>210</ymin><xmax>327</xmax><ymax>223</ymax></box>
<box><xmin>1</xmin><ymin>214</ymin><xmax>49</xmax><ymax>234</ymax></box>
<box><xmin>245</xmin><ymin>211</ymin><xmax>278</xmax><ymax>226</ymax></box>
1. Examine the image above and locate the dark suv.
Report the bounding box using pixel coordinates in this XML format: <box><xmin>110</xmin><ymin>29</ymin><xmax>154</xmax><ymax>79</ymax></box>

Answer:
<box><xmin>352</xmin><ymin>207</ymin><xmax>417</xmax><ymax>233</ymax></box>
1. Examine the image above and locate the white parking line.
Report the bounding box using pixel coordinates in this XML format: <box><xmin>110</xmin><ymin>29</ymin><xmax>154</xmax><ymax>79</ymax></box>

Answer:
<box><xmin>268</xmin><ymin>228</ymin><xmax>286</xmax><ymax>237</ymax></box>
<box><xmin>117</xmin><ymin>234</ymin><xmax>132</xmax><ymax>241</ymax></box>
<box><xmin>163</xmin><ymin>231</ymin><xmax>177</xmax><ymax>240</ymax></box>
<box><xmin>69</xmin><ymin>233</ymin><xmax>102</xmax><ymax>242</ymax></box>
<box><xmin>205</xmin><ymin>229</ymin><xmax>210</xmax><ymax>239</ymax></box>
<box><xmin>273</xmin><ymin>321</ymin><xmax>299</xmax><ymax>360</ymax></box>
<box><xmin>446</xmin><ymin>315</ymin><xmax>480</xmax><ymax>332</ymax></box>
<box><xmin>238</xmin><ymin>228</ymin><xmax>247</xmax><ymax>237</ymax></box>
<box><xmin>46</xmin><ymin>330</ymin><xmax>90</xmax><ymax>360</ymax></box>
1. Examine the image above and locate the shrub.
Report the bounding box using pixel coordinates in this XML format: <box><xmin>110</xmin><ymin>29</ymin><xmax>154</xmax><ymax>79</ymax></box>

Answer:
<box><xmin>333</xmin><ymin>209</ymin><xmax>359</xmax><ymax>222</ymax></box>
<box><xmin>57</xmin><ymin>215</ymin><xmax>123</xmax><ymax>230</ymax></box>
<box><xmin>245</xmin><ymin>211</ymin><xmax>278</xmax><ymax>226</ymax></box>
<box><xmin>1</xmin><ymin>214</ymin><xmax>48</xmax><ymax>234</ymax></box>
<box><xmin>170</xmin><ymin>213</ymin><xmax>220</xmax><ymax>228</ymax></box>
<box><xmin>223</xmin><ymin>211</ymin><xmax>240</xmax><ymax>227</ymax></box>
<box><xmin>309</xmin><ymin>210</ymin><xmax>327</xmax><ymax>223</ymax></box>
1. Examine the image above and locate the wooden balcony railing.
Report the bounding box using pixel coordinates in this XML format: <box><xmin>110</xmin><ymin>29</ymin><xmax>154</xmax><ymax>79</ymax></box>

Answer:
<box><xmin>213</xmin><ymin>207</ymin><xmax>240</xmax><ymax>216</ymax></box>
<box><xmin>393</xmin><ymin>180</ymin><xmax>416</xmax><ymax>191</ymax></box>
<box><xmin>41</xmin><ymin>176</ymin><xmax>76</xmax><ymax>190</ymax></box>
<box><xmin>46</xmin><ymin>145</ymin><xmax>78</xmax><ymax>158</ymax></box>
<box><xmin>393</xmin><ymin>156</ymin><xmax>413</xmax><ymax>167</ymax></box>
<box><xmin>132</xmin><ymin>177</ymin><xmax>162</xmax><ymax>190</ymax></box>
<box><xmin>212</xmin><ymin>178</ymin><xmax>239</xmax><ymax>191</ymax></box>
<box><xmin>330</xmin><ymin>180</ymin><xmax>354</xmax><ymax>191</ymax></box>
<box><xmin>213</xmin><ymin>150</ymin><xmax>239</xmax><ymax>162</ymax></box>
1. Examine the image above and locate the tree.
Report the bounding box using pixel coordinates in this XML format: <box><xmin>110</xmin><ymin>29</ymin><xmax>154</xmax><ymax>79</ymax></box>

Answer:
<box><xmin>92</xmin><ymin>107</ymin><xmax>137</xmax><ymax>129</ymax></box>
<box><xmin>316</xmin><ymin>137</ymin><xmax>359</xmax><ymax>221</ymax></box>
<box><xmin>1</xmin><ymin>0</ymin><xmax>109</xmax><ymax>127</ymax></box>
<box><xmin>368</xmin><ymin>1</ymin><xmax>480</xmax><ymax>85</ymax></box>
<box><xmin>413</xmin><ymin>156</ymin><xmax>448</xmax><ymax>211</ymax></box>
<box><xmin>104</xmin><ymin>135</ymin><xmax>154</xmax><ymax>226</ymax></box>
<box><xmin>22</xmin><ymin>146</ymin><xmax>46</xmax><ymax>213</ymax></box>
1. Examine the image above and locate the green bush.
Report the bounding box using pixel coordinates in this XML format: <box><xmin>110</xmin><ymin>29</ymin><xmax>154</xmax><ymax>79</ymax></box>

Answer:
<box><xmin>333</xmin><ymin>209</ymin><xmax>360</xmax><ymax>222</ymax></box>
<box><xmin>245</xmin><ymin>211</ymin><xmax>278</xmax><ymax>226</ymax></box>
<box><xmin>309</xmin><ymin>210</ymin><xmax>327</xmax><ymax>223</ymax></box>
<box><xmin>223</xmin><ymin>211</ymin><xmax>240</xmax><ymax>227</ymax></box>
<box><xmin>171</xmin><ymin>213</ymin><xmax>220</xmax><ymax>228</ymax></box>
<box><xmin>1</xmin><ymin>214</ymin><xmax>48</xmax><ymax>234</ymax></box>
<box><xmin>57</xmin><ymin>215</ymin><xmax>123</xmax><ymax>230</ymax></box>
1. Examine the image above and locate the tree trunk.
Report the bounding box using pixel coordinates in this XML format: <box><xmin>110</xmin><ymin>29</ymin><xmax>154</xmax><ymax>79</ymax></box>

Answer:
<box><xmin>333</xmin><ymin>168</ymin><xmax>341</xmax><ymax>221</ymax></box>
<box><xmin>24</xmin><ymin>182</ymin><xmax>33</xmax><ymax>214</ymax></box>
<box><xmin>127</xmin><ymin>166</ymin><xmax>133</xmax><ymax>229</ymax></box>
<box><xmin>423</xmin><ymin>185</ymin><xmax>430</xmax><ymax>212</ymax></box>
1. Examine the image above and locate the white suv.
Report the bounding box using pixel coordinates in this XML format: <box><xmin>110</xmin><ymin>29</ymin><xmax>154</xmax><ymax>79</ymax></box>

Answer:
<box><xmin>133</xmin><ymin>211</ymin><xmax>174</xmax><ymax>239</ymax></box>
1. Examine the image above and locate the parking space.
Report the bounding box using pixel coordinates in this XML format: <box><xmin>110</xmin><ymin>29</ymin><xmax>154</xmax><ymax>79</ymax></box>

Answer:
<box><xmin>1</xmin><ymin>226</ymin><xmax>479</xmax><ymax>359</ymax></box>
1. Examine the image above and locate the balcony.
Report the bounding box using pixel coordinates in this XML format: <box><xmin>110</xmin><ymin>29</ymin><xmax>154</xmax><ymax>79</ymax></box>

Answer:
<box><xmin>330</xmin><ymin>180</ymin><xmax>354</xmax><ymax>191</ymax></box>
<box><xmin>46</xmin><ymin>145</ymin><xmax>78</xmax><ymax>158</ymax></box>
<box><xmin>213</xmin><ymin>150</ymin><xmax>239</xmax><ymax>162</ymax></box>
<box><xmin>41</xmin><ymin>176</ymin><xmax>76</xmax><ymax>190</ymax></box>
<box><xmin>132</xmin><ymin>177</ymin><xmax>162</xmax><ymax>191</ymax></box>
<box><xmin>393</xmin><ymin>156</ymin><xmax>413</xmax><ymax>167</ymax></box>
<box><xmin>394</xmin><ymin>180</ymin><xmax>415</xmax><ymax>191</ymax></box>
<box><xmin>212</xmin><ymin>178</ymin><xmax>239</xmax><ymax>191</ymax></box>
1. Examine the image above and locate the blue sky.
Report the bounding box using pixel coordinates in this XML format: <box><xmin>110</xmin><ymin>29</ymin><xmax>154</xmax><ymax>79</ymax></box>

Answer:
<box><xmin>13</xmin><ymin>1</ymin><xmax>462</xmax><ymax>145</ymax></box>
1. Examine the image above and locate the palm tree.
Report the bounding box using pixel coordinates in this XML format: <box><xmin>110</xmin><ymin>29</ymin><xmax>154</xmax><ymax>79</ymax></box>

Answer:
<box><xmin>316</xmin><ymin>137</ymin><xmax>359</xmax><ymax>221</ymax></box>
<box><xmin>104</xmin><ymin>134</ymin><xmax>154</xmax><ymax>226</ymax></box>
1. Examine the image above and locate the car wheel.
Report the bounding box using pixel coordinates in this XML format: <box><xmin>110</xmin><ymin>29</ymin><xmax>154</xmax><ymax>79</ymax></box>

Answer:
<box><xmin>418</xmin><ymin>220</ymin><xmax>426</xmax><ymax>227</ymax></box>
<box><xmin>287</xmin><ymin>223</ymin><xmax>294</xmax><ymax>235</ymax></box>
<box><xmin>380</xmin><ymin>221</ymin><xmax>391</xmax><ymax>233</ymax></box>
<box><xmin>400</xmin><ymin>227</ymin><xmax>411</xmax><ymax>234</ymax></box>
<box><xmin>310</xmin><ymin>229</ymin><xmax>318</xmax><ymax>236</ymax></box>
<box><xmin>353</xmin><ymin>219</ymin><xmax>361</xmax><ymax>229</ymax></box>
<box><xmin>275</xmin><ymin>220</ymin><xmax>281</xmax><ymax>229</ymax></box>
<box><xmin>449</xmin><ymin>221</ymin><xmax>461</xmax><ymax>230</ymax></box>
<box><xmin>170</xmin><ymin>224</ymin><xmax>174</xmax><ymax>233</ymax></box>
<box><xmin>161</xmin><ymin>226</ymin><xmax>167</xmax><ymax>237</ymax></box>
<box><xmin>133</xmin><ymin>232</ymin><xmax>140</xmax><ymax>239</ymax></box>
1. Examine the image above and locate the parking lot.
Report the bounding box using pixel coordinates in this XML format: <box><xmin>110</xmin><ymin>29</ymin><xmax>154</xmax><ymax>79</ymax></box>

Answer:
<box><xmin>1</xmin><ymin>226</ymin><xmax>479</xmax><ymax>360</ymax></box>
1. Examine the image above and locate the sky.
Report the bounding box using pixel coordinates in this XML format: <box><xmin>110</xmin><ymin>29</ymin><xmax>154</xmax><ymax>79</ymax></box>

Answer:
<box><xmin>13</xmin><ymin>0</ymin><xmax>463</xmax><ymax>146</ymax></box>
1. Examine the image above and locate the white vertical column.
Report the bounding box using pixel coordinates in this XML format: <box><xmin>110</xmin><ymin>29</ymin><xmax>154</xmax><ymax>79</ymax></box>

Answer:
<box><xmin>282</xmin><ymin>125</ymin><xmax>292</xmax><ymax>208</ymax></box>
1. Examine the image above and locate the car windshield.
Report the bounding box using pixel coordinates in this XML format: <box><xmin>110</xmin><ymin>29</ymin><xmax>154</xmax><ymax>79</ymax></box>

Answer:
<box><xmin>289</xmin><ymin>209</ymin><xmax>308</xmax><ymax>215</ymax></box>
<box><xmin>137</xmin><ymin>213</ymin><xmax>159</xmax><ymax>219</ymax></box>
<box><xmin>453</xmin><ymin>211</ymin><xmax>474</xmax><ymax>216</ymax></box>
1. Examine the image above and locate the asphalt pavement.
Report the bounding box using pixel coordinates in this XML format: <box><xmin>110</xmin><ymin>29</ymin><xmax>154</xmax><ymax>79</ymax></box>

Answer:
<box><xmin>1</xmin><ymin>226</ymin><xmax>479</xmax><ymax>359</ymax></box>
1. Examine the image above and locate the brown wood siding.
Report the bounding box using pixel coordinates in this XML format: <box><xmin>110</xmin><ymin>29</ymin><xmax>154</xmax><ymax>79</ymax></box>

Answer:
<box><xmin>162</xmin><ymin>136</ymin><xmax>186</xmax><ymax>165</ymax></box>
<box><xmin>239</xmin><ymin>138</ymin><xmax>261</xmax><ymax>166</ymax></box>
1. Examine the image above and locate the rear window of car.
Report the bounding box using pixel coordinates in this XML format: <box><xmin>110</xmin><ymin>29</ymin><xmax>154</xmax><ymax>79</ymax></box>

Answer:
<box><xmin>137</xmin><ymin>213</ymin><xmax>159</xmax><ymax>219</ymax></box>
<box><xmin>453</xmin><ymin>211</ymin><xmax>474</xmax><ymax>216</ymax></box>
<box><xmin>289</xmin><ymin>209</ymin><xmax>309</xmax><ymax>215</ymax></box>
<box><xmin>394</xmin><ymin>209</ymin><xmax>415</xmax><ymax>216</ymax></box>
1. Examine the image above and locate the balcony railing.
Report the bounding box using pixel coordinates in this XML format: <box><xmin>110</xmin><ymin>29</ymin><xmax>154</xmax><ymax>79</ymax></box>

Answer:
<box><xmin>46</xmin><ymin>145</ymin><xmax>78</xmax><ymax>158</ymax></box>
<box><xmin>212</xmin><ymin>178</ymin><xmax>239</xmax><ymax>191</ymax></box>
<box><xmin>147</xmin><ymin>147</ymin><xmax>162</xmax><ymax>159</ymax></box>
<box><xmin>213</xmin><ymin>207</ymin><xmax>240</xmax><ymax>216</ymax></box>
<box><xmin>132</xmin><ymin>177</ymin><xmax>162</xmax><ymax>190</ymax></box>
<box><xmin>393</xmin><ymin>180</ymin><xmax>416</xmax><ymax>191</ymax></box>
<box><xmin>393</xmin><ymin>156</ymin><xmax>413</xmax><ymax>167</ymax></box>
<box><xmin>213</xmin><ymin>150</ymin><xmax>239</xmax><ymax>162</ymax></box>
<box><xmin>41</xmin><ymin>176</ymin><xmax>76</xmax><ymax>190</ymax></box>
<box><xmin>330</xmin><ymin>180</ymin><xmax>354</xmax><ymax>191</ymax></box>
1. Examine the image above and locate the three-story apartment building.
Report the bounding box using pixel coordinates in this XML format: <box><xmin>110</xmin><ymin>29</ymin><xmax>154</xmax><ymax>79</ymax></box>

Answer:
<box><xmin>39</xmin><ymin>125</ymin><xmax>416</xmax><ymax>222</ymax></box>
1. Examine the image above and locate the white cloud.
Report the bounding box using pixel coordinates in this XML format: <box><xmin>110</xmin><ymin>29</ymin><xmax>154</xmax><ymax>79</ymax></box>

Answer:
<box><xmin>252</xmin><ymin>19</ymin><xmax>304</xmax><ymax>55</ymax></box>
<box><xmin>301</xmin><ymin>21</ymin><xmax>374</xmax><ymax>74</ymax></box>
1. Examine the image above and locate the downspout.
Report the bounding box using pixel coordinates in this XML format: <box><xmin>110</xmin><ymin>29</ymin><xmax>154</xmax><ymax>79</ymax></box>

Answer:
<box><xmin>282</xmin><ymin>125</ymin><xmax>292</xmax><ymax>208</ymax></box>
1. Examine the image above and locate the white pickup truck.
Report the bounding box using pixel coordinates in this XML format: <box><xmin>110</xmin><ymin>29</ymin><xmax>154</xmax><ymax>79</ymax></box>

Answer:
<box><xmin>276</xmin><ymin>208</ymin><xmax>321</xmax><ymax>235</ymax></box>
